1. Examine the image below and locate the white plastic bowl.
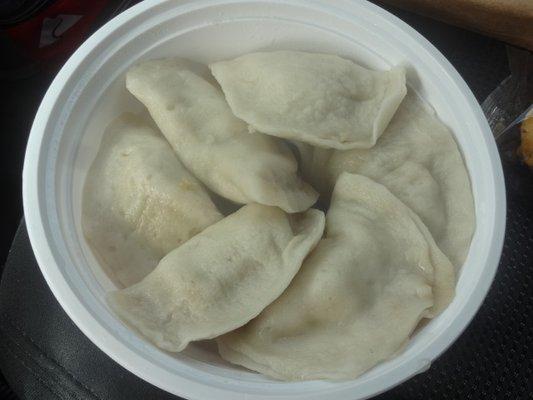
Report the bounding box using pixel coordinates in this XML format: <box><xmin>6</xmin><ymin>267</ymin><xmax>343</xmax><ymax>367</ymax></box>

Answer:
<box><xmin>22</xmin><ymin>1</ymin><xmax>506</xmax><ymax>399</ymax></box>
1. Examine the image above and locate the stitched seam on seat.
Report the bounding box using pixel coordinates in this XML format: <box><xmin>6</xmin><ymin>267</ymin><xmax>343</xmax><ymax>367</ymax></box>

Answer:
<box><xmin>0</xmin><ymin>336</ymin><xmax>67</xmax><ymax>400</ymax></box>
<box><xmin>1</xmin><ymin>315</ymin><xmax>102</xmax><ymax>400</ymax></box>
<box><xmin>0</xmin><ymin>322</ymin><xmax>89</xmax><ymax>400</ymax></box>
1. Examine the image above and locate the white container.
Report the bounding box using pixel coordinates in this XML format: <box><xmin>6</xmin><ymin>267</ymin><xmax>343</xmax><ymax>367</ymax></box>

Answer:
<box><xmin>22</xmin><ymin>1</ymin><xmax>506</xmax><ymax>399</ymax></box>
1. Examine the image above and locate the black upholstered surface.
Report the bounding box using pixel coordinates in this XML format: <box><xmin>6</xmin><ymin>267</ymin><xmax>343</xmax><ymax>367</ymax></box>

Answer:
<box><xmin>1</xmin><ymin>3</ymin><xmax>531</xmax><ymax>400</ymax></box>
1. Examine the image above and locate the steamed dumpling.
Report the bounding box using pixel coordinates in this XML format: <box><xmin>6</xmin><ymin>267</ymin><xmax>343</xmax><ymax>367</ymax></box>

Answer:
<box><xmin>108</xmin><ymin>204</ymin><xmax>325</xmax><ymax>352</ymax></box>
<box><xmin>296</xmin><ymin>91</ymin><xmax>475</xmax><ymax>268</ymax></box>
<box><xmin>126</xmin><ymin>58</ymin><xmax>318</xmax><ymax>213</ymax></box>
<box><xmin>210</xmin><ymin>51</ymin><xmax>406</xmax><ymax>150</ymax></box>
<box><xmin>217</xmin><ymin>173</ymin><xmax>455</xmax><ymax>381</ymax></box>
<box><xmin>83</xmin><ymin>114</ymin><xmax>222</xmax><ymax>287</ymax></box>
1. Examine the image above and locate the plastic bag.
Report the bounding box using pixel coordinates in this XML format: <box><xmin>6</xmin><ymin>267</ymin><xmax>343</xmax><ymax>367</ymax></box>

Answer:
<box><xmin>482</xmin><ymin>46</ymin><xmax>533</xmax><ymax>198</ymax></box>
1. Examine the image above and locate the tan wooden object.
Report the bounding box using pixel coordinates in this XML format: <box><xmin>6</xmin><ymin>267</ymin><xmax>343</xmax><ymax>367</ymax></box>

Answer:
<box><xmin>380</xmin><ymin>0</ymin><xmax>533</xmax><ymax>50</ymax></box>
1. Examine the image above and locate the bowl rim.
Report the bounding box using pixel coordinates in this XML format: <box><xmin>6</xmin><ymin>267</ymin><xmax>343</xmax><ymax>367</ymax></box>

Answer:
<box><xmin>23</xmin><ymin>0</ymin><xmax>506</xmax><ymax>399</ymax></box>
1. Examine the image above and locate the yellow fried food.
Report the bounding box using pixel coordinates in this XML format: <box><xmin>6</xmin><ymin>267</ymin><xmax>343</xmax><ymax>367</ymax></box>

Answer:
<box><xmin>519</xmin><ymin>109</ymin><xmax>533</xmax><ymax>167</ymax></box>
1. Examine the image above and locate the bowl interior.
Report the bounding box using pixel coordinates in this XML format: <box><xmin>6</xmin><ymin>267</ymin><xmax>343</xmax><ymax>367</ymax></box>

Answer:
<box><xmin>30</xmin><ymin>0</ymin><xmax>503</xmax><ymax>398</ymax></box>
